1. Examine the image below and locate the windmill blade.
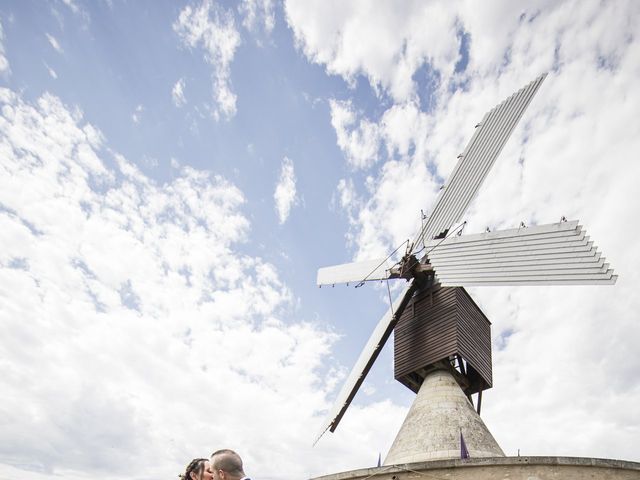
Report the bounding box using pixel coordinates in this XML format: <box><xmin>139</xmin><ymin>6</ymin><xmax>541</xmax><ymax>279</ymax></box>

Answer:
<box><xmin>317</xmin><ymin>258</ymin><xmax>395</xmax><ymax>286</ymax></box>
<box><xmin>426</xmin><ymin>219</ymin><xmax>582</xmax><ymax>252</ymax></box>
<box><xmin>425</xmin><ymin>221</ymin><xmax>595</xmax><ymax>261</ymax></box>
<box><xmin>314</xmin><ymin>282</ymin><xmax>417</xmax><ymax>443</ymax></box>
<box><xmin>414</xmin><ymin>74</ymin><xmax>547</xmax><ymax>248</ymax></box>
<box><xmin>425</xmin><ymin>221</ymin><xmax>617</xmax><ymax>286</ymax></box>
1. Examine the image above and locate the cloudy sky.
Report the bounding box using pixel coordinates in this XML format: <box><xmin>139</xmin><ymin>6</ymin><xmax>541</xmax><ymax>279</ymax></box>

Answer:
<box><xmin>1</xmin><ymin>1</ymin><xmax>639</xmax><ymax>479</ymax></box>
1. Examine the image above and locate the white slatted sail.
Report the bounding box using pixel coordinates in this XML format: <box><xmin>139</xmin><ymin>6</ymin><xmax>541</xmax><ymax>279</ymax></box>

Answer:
<box><xmin>317</xmin><ymin>258</ymin><xmax>393</xmax><ymax>286</ymax></box>
<box><xmin>314</xmin><ymin>283</ymin><xmax>416</xmax><ymax>443</ymax></box>
<box><xmin>426</xmin><ymin>221</ymin><xmax>617</xmax><ymax>286</ymax></box>
<box><xmin>414</xmin><ymin>74</ymin><xmax>547</xmax><ymax>248</ymax></box>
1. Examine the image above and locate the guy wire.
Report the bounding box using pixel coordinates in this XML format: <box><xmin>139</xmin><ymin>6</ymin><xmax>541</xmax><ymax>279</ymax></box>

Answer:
<box><xmin>355</xmin><ymin>239</ymin><xmax>409</xmax><ymax>288</ymax></box>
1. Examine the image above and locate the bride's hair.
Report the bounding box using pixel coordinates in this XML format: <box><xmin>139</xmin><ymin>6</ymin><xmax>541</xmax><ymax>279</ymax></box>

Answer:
<box><xmin>180</xmin><ymin>458</ymin><xmax>207</xmax><ymax>480</ymax></box>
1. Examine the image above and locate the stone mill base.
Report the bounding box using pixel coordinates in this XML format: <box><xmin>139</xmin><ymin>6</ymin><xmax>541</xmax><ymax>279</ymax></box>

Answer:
<box><xmin>310</xmin><ymin>456</ymin><xmax>640</xmax><ymax>480</ymax></box>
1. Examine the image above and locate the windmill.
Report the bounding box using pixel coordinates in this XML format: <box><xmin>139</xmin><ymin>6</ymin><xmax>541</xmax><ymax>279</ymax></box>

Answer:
<box><xmin>315</xmin><ymin>74</ymin><xmax>617</xmax><ymax>461</ymax></box>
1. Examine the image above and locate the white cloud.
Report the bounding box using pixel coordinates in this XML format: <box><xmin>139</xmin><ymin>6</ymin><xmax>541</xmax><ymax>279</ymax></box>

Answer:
<box><xmin>141</xmin><ymin>154</ymin><xmax>158</xmax><ymax>168</ymax></box>
<box><xmin>334</xmin><ymin>178</ymin><xmax>359</xmax><ymax>215</ymax></box>
<box><xmin>329</xmin><ymin>99</ymin><xmax>381</xmax><ymax>170</ymax></box>
<box><xmin>172</xmin><ymin>78</ymin><xmax>187</xmax><ymax>107</ymax></box>
<box><xmin>174</xmin><ymin>0</ymin><xmax>241</xmax><ymax>121</ymax></box>
<box><xmin>239</xmin><ymin>0</ymin><xmax>275</xmax><ymax>36</ymax></box>
<box><xmin>45</xmin><ymin>33</ymin><xmax>63</xmax><ymax>53</ymax></box>
<box><xmin>285</xmin><ymin>0</ymin><xmax>460</xmax><ymax>103</ymax></box>
<box><xmin>329</xmin><ymin>99</ymin><xmax>437</xmax><ymax>258</ymax></box>
<box><xmin>61</xmin><ymin>0</ymin><xmax>80</xmax><ymax>15</ymax></box>
<box><xmin>0</xmin><ymin>88</ymin><xmax>399</xmax><ymax>479</ymax></box>
<box><xmin>292</xmin><ymin>0</ymin><xmax>640</xmax><ymax>462</ymax></box>
<box><xmin>0</xmin><ymin>21</ymin><xmax>9</xmax><ymax>75</ymax></box>
<box><xmin>380</xmin><ymin>101</ymin><xmax>431</xmax><ymax>159</ymax></box>
<box><xmin>131</xmin><ymin>104</ymin><xmax>143</xmax><ymax>123</ymax></box>
<box><xmin>45</xmin><ymin>63</ymin><xmax>57</xmax><ymax>79</ymax></box>
<box><xmin>274</xmin><ymin>156</ymin><xmax>298</xmax><ymax>224</ymax></box>
<box><xmin>57</xmin><ymin>0</ymin><xmax>90</xmax><ymax>24</ymax></box>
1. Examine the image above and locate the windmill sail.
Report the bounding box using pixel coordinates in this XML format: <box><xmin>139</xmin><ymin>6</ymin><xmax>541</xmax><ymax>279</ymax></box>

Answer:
<box><xmin>414</xmin><ymin>74</ymin><xmax>547</xmax><ymax>247</ymax></box>
<box><xmin>314</xmin><ymin>283</ymin><xmax>417</xmax><ymax>443</ymax></box>
<box><xmin>427</xmin><ymin>221</ymin><xmax>617</xmax><ymax>286</ymax></box>
<box><xmin>317</xmin><ymin>258</ymin><xmax>394</xmax><ymax>286</ymax></box>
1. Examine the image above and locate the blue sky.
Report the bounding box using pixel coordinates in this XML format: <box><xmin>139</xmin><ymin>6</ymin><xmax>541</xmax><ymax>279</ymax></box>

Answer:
<box><xmin>1</xmin><ymin>1</ymin><xmax>639</xmax><ymax>479</ymax></box>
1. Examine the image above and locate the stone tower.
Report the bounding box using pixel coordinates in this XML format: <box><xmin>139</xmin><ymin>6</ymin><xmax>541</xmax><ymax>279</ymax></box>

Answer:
<box><xmin>384</xmin><ymin>369</ymin><xmax>503</xmax><ymax>464</ymax></box>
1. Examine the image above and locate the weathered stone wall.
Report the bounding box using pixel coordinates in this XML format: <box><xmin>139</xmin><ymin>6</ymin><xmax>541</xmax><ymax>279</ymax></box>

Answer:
<box><xmin>311</xmin><ymin>457</ymin><xmax>640</xmax><ymax>480</ymax></box>
<box><xmin>384</xmin><ymin>369</ymin><xmax>503</xmax><ymax>464</ymax></box>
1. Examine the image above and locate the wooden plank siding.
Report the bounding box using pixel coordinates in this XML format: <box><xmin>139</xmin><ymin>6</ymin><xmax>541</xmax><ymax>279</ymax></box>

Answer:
<box><xmin>456</xmin><ymin>288</ymin><xmax>492</xmax><ymax>386</ymax></box>
<box><xmin>394</xmin><ymin>284</ymin><xmax>492</xmax><ymax>394</ymax></box>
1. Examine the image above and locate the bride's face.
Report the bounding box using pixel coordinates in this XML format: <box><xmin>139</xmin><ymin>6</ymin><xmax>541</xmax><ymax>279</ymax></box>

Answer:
<box><xmin>201</xmin><ymin>461</ymin><xmax>214</xmax><ymax>480</ymax></box>
<box><xmin>191</xmin><ymin>460</ymin><xmax>214</xmax><ymax>480</ymax></box>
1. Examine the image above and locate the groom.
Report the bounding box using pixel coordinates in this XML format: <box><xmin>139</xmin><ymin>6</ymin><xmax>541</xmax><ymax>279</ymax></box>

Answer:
<box><xmin>210</xmin><ymin>449</ymin><xmax>250</xmax><ymax>480</ymax></box>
